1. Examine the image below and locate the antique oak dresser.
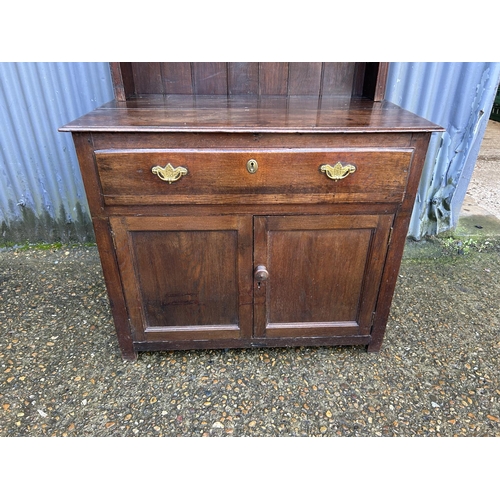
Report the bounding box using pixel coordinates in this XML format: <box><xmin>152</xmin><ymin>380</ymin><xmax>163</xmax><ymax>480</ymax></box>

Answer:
<box><xmin>60</xmin><ymin>63</ymin><xmax>442</xmax><ymax>360</ymax></box>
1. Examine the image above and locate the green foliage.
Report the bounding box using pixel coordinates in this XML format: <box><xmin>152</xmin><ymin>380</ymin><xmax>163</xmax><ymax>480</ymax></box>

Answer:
<box><xmin>0</xmin><ymin>241</ymin><xmax>96</xmax><ymax>251</ymax></box>
<box><xmin>439</xmin><ymin>236</ymin><xmax>497</xmax><ymax>255</ymax></box>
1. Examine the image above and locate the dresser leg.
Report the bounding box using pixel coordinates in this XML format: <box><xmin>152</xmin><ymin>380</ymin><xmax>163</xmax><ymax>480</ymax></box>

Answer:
<box><xmin>367</xmin><ymin>322</ymin><xmax>386</xmax><ymax>352</ymax></box>
<box><xmin>366</xmin><ymin>341</ymin><xmax>382</xmax><ymax>353</ymax></box>
<box><xmin>92</xmin><ymin>218</ymin><xmax>137</xmax><ymax>361</ymax></box>
<box><xmin>119</xmin><ymin>347</ymin><xmax>138</xmax><ymax>361</ymax></box>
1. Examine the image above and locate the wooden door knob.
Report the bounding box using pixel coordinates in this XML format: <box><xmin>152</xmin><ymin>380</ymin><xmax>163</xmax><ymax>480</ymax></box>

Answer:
<box><xmin>254</xmin><ymin>265</ymin><xmax>269</xmax><ymax>282</ymax></box>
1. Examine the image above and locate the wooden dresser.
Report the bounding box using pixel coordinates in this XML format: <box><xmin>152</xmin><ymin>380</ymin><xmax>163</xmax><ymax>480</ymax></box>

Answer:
<box><xmin>60</xmin><ymin>63</ymin><xmax>442</xmax><ymax>361</ymax></box>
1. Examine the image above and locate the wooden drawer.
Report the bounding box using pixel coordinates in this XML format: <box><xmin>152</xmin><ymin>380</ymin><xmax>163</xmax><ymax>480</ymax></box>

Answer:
<box><xmin>94</xmin><ymin>148</ymin><xmax>414</xmax><ymax>206</ymax></box>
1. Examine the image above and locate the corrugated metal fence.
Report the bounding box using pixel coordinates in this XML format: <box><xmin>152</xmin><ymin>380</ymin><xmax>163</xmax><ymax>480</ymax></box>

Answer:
<box><xmin>0</xmin><ymin>62</ymin><xmax>113</xmax><ymax>244</ymax></box>
<box><xmin>1</xmin><ymin>62</ymin><xmax>499</xmax><ymax>244</ymax></box>
<box><xmin>385</xmin><ymin>62</ymin><xmax>500</xmax><ymax>238</ymax></box>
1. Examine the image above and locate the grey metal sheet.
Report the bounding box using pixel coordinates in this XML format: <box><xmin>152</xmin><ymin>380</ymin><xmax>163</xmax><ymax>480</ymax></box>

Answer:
<box><xmin>0</xmin><ymin>62</ymin><xmax>113</xmax><ymax>244</ymax></box>
<box><xmin>385</xmin><ymin>62</ymin><xmax>500</xmax><ymax>239</ymax></box>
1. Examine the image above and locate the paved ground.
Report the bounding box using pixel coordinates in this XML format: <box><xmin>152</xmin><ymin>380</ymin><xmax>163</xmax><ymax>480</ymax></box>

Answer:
<box><xmin>1</xmin><ymin>121</ymin><xmax>499</xmax><ymax>439</ymax></box>
<box><xmin>466</xmin><ymin>119</ymin><xmax>500</xmax><ymax>219</ymax></box>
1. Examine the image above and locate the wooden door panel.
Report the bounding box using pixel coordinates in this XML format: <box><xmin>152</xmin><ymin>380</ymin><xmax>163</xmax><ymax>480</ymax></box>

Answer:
<box><xmin>110</xmin><ymin>216</ymin><xmax>253</xmax><ymax>342</ymax></box>
<box><xmin>132</xmin><ymin>230</ymin><xmax>239</xmax><ymax>327</ymax></box>
<box><xmin>253</xmin><ymin>214</ymin><xmax>393</xmax><ymax>339</ymax></box>
<box><xmin>267</xmin><ymin>228</ymin><xmax>370</xmax><ymax>323</ymax></box>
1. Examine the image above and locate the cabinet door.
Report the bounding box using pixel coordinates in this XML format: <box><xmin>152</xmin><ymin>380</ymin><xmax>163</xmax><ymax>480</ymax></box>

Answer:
<box><xmin>253</xmin><ymin>214</ymin><xmax>393</xmax><ymax>339</ymax></box>
<box><xmin>110</xmin><ymin>216</ymin><xmax>253</xmax><ymax>343</ymax></box>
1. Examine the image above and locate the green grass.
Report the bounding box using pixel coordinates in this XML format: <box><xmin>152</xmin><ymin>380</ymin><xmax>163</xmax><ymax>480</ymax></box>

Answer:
<box><xmin>438</xmin><ymin>235</ymin><xmax>500</xmax><ymax>255</ymax></box>
<box><xmin>0</xmin><ymin>241</ymin><xmax>96</xmax><ymax>251</ymax></box>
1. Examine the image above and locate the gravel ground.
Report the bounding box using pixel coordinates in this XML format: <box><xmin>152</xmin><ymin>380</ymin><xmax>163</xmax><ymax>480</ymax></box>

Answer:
<box><xmin>1</xmin><ymin>237</ymin><xmax>499</xmax><ymax>438</ymax></box>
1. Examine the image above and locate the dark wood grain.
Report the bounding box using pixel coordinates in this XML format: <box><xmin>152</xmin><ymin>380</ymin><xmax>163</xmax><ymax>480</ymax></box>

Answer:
<box><xmin>92</xmin><ymin>217</ymin><xmax>137</xmax><ymax>360</ymax></box>
<box><xmin>288</xmin><ymin>62</ymin><xmax>322</xmax><ymax>96</ymax></box>
<box><xmin>108</xmin><ymin>62</ymin><xmax>390</xmax><ymax>100</ymax></box>
<box><xmin>94</xmin><ymin>148</ymin><xmax>413</xmax><ymax>206</ymax></box>
<box><xmin>161</xmin><ymin>63</ymin><xmax>193</xmax><ymax>94</ymax></box>
<box><xmin>259</xmin><ymin>62</ymin><xmax>289</xmax><ymax>95</ymax></box>
<box><xmin>192</xmin><ymin>62</ymin><xmax>227</xmax><ymax>95</ymax></box>
<box><xmin>321</xmin><ymin>63</ymin><xmax>356</xmax><ymax>96</ymax></box>
<box><xmin>71</xmin><ymin>133</ymin><xmax>104</xmax><ymax>215</ymax></box>
<box><xmin>254</xmin><ymin>215</ymin><xmax>392</xmax><ymax>339</ymax></box>
<box><xmin>110</xmin><ymin>63</ymin><xmax>126</xmax><ymax>101</ymax></box>
<box><xmin>110</xmin><ymin>215</ymin><xmax>253</xmax><ymax>342</ymax></box>
<box><xmin>134</xmin><ymin>230</ymin><xmax>239</xmax><ymax>327</ymax></box>
<box><xmin>131</xmin><ymin>62</ymin><xmax>163</xmax><ymax>94</ymax></box>
<box><xmin>62</xmin><ymin>62</ymin><xmax>441</xmax><ymax>359</ymax></box>
<box><xmin>60</xmin><ymin>95</ymin><xmax>442</xmax><ymax>133</ymax></box>
<box><xmin>352</xmin><ymin>62</ymin><xmax>367</xmax><ymax>97</ymax></box>
<box><xmin>374</xmin><ymin>63</ymin><xmax>389</xmax><ymax>101</ymax></box>
<box><xmin>228</xmin><ymin>62</ymin><xmax>259</xmax><ymax>95</ymax></box>
<box><xmin>110</xmin><ymin>63</ymin><xmax>135</xmax><ymax>101</ymax></box>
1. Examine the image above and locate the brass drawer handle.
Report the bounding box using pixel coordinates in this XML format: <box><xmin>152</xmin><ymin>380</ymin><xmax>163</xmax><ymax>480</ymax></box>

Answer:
<box><xmin>151</xmin><ymin>163</ymin><xmax>188</xmax><ymax>183</ymax></box>
<box><xmin>320</xmin><ymin>162</ymin><xmax>356</xmax><ymax>181</ymax></box>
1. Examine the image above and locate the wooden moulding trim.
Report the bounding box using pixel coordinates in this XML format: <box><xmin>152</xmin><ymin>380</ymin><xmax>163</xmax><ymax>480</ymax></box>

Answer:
<box><xmin>89</xmin><ymin>130</ymin><xmax>417</xmax><ymax>151</ymax></box>
<box><xmin>109</xmin><ymin>63</ymin><xmax>135</xmax><ymax>101</ymax></box>
<box><xmin>132</xmin><ymin>335</ymin><xmax>372</xmax><ymax>352</ymax></box>
<box><xmin>374</xmin><ymin>63</ymin><xmax>389</xmax><ymax>101</ymax></box>
<box><xmin>144</xmin><ymin>327</ymin><xmax>243</xmax><ymax>342</ymax></box>
<box><xmin>61</xmin><ymin>125</ymin><xmax>442</xmax><ymax>134</ymax></box>
<box><xmin>264</xmin><ymin>326</ymin><xmax>360</xmax><ymax>339</ymax></box>
<box><xmin>109</xmin><ymin>63</ymin><xmax>125</xmax><ymax>101</ymax></box>
<box><xmin>103</xmin><ymin>202</ymin><xmax>399</xmax><ymax>218</ymax></box>
<box><xmin>101</xmin><ymin>193</ymin><xmax>407</xmax><ymax>207</ymax></box>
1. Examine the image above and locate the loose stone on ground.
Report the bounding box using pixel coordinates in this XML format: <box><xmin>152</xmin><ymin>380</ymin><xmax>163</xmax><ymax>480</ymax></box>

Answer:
<box><xmin>0</xmin><ymin>240</ymin><xmax>499</xmax><ymax>437</ymax></box>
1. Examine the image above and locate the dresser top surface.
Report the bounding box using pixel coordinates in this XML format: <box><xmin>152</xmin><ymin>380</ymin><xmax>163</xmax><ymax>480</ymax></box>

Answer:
<box><xmin>60</xmin><ymin>95</ymin><xmax>443</xmax><ymax>134</ymax></box>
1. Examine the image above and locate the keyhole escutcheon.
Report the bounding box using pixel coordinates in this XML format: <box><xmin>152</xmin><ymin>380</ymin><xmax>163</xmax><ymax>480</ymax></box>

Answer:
<box><xmin>246</xmin><ymin>159</ymin><xmax>258</xmax><ymax>174</ymax></box>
